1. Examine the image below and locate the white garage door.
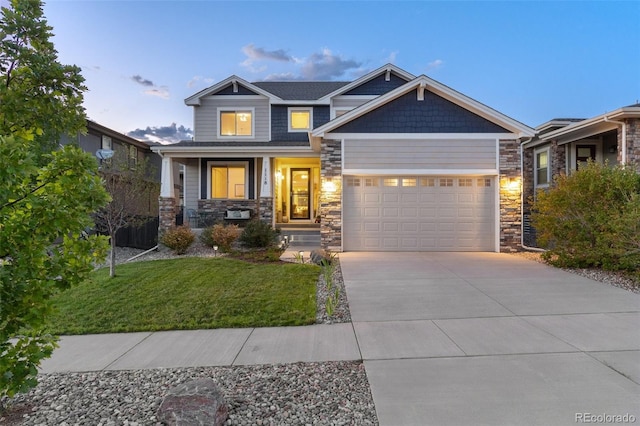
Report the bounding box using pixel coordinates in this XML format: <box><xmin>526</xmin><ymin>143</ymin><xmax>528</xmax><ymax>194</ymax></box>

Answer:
<box><xmin>343</xmin><ymin>176</ymin><xmax>495</xmax><ymax>251</ymax></box>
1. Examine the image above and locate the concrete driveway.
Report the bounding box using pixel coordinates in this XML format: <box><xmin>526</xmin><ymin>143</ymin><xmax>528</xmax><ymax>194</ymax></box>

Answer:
<box><xmin>340</xmin><ymin>252</ymin><xmax>640</xmax><ymax>426</ymax></box>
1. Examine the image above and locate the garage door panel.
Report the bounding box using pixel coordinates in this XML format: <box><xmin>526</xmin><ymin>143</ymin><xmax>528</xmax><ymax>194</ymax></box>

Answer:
<box><xmin>344</xmin><ymin>175</ymin><xmax>495</xmax><ymax>251</ymax></box>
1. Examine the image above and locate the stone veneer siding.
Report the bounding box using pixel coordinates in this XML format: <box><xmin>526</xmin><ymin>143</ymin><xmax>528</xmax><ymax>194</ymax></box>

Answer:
<box><xmin>320</xmin><ymin>139</ymin><xmax>342</xmax><ymax>251</ymax></box>
<box><xmin>621</xmin><ymin>118</ymin><xmax>640</xmax><ymax>171</ymax></box>
<box><xmin>159</xmin><ymin>197</ymin><xmax>177</xmax><ymax>235</ymax></box>
<box><xmin>198</xmin><ymin>199</ymin><xmax>259</xmax><ymax>224</ymax></box>
<box><xmin>499</xmin><ymin>139</ymin><xmax>522</xmax><ymax>252</ymax></box>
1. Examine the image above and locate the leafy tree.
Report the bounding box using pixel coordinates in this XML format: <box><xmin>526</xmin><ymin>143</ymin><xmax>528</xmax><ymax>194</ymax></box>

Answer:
<box><xmin>93</xmin><ymin>152</ymin><xmax>159</xmax><ymax>277</ymax></box>
<box><xmin>531</xmin><ymin>161</ymin><xmax>640</xmax><ymax>270</ymax></box>
<box><xmin>0</xmin><ymin>0</ymin><xmax>87</xmax><ymax>160</ymax></box>
<box><xmin>0</xmin><ymin>133</ymin><xmax>110</xmax><ymax>399</ymax></box>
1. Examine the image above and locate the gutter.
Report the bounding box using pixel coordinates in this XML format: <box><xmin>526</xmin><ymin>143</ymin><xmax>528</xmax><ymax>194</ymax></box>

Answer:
<box><xmin>519</xmin><ymin>138</ymin><xmax>546</xmax><ymax>252</ymax></box>
<box><xmin>603</xmin><ymin>116</ymin><xmax>627</xmax><ymax>165</ymax></box>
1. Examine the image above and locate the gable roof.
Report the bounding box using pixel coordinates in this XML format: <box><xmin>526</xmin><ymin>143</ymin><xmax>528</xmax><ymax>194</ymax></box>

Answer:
<box><xmin>252</xmin><ymin>81</ymin><xmax>349</xmax><ymax>100</ymax></box>
<box><xmin>318</xmin><ymin>63</ymin><xmax>415</xmax><ymax>101</ymax></box>
<box><xmin>534</xmin><ymin>105</ymin><xmax>640</xmax><ymax>145</ymax></box>
<box><xmin>312</xmin><ymin>75</ymin><xmax>535</xmax><ymax>138</ymax></box>
<box><xmin>185</xmin><ymin>75</ymin><xmax>280</xmax><ymax>106</ymax></box>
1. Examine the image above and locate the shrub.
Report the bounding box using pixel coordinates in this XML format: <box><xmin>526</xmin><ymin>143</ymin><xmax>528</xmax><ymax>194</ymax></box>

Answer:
<box><xmin>239</xmin><ymin>219</ymin><xmax>280</xmax><ymax>248</ymax></box>
<box><xmin>160</xmin><ymin>225</ymin><xmax>195</xmax><ymax>255</ymax></box>
<box><xmin>206</xmin><ymin>223</ymin><xmax>240</xmax><ymax>252</ymax></box>
<box><xmin>531</xmin><ymin>161</ymin><xmax>640</xmax><ymax>271</ymax></box>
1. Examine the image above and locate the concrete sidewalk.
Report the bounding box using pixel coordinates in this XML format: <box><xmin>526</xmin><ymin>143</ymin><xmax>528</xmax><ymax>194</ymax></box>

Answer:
<box><xmin>40</xmin><ymin>323</ymin><xmax>359</xmax><ymax>373</ymax></box>
<box><xmin>40</xmin><ymin>252</ymin><xmax>640</xmax><ymax>425</ymax></box>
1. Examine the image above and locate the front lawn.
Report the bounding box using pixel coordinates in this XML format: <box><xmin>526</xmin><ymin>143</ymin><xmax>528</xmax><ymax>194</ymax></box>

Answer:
<box><xmin>46</xmin><ymin>257</ymin><xmax>319</xmax><ymax>334</ymax></box>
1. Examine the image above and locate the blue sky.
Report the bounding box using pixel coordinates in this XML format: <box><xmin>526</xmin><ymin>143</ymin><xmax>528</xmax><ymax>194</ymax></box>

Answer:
<box><xmin>28</xmin><ymin>0</ymin><xmax>640</xmax><ymax>143</ymax></box>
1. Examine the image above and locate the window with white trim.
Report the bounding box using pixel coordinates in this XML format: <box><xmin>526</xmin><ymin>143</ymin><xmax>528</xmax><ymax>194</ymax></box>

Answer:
<box><xmin>535</xmin><ymin>148</ymin><xmax>550</xmax><ymax>188</ymax></box>
<box><xmin>101</xmin><ymin>135</ymin><xmax>112</xmax><ymax>150</ymax></box>
<box><xmin>219</xmin><ymin>109</ymin><xmax>253</xmax><ymax>137</ymax></box>
<box><xmin>209</xmin><ymin>162</ymin><xmax>248</xmax><ymax>199</ymax></box>
<box><xmin>288</xmin><ymin>108</ymin><xmax>312</xmax><ymax>132</ymax></box>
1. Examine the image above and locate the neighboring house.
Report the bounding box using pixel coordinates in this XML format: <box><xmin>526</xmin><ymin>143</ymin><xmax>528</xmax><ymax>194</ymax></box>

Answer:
<box><xmin>62</xmin><ymin>120</ymin><xmax>163</xmax><ymax>248</ymax></box>
<box><xmin>152</xmin><ymin>63</ymin><xmax>536</xmax><ymax>252</ymax></box>
<box><xmin>521</xmin><ymin>104</ymin><xmax>640</xmax><ymax>247</ymax></box>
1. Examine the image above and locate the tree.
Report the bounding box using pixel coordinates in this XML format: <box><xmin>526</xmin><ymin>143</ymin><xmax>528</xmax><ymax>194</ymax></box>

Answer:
<box><xmin>0</xmin><ymin>133</ymin><xmax>110</xmax><ymax>399</ymax></box>
<box><xmin>0</xmin><ymin>0</ymin><xmax>87</xmax><ymax>160</ymax></box>
<box><xmin>93</xmin><ymin>152</ymin><xmax>159</xmax><ymax>277</ymax></box>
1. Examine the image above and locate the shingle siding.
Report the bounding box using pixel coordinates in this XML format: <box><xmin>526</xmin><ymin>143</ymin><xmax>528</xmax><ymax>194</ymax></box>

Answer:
<box><xmin>216</xmin><ymin>83</ymin><xmax>260</xmax><ymax>96</ymax></box>
<box><xmin>270</xmin><ymin>105</ymin><xmax>330</xmax><ymax>142</ymax></box>
<box><xmin>343</xmin><ymin>72</ymin><xmax>409</xmax><ymax>95</ymax></box>
<box><xmin>334</xmin><ymin>90</ymin><xmax>510</xmax><ymax>133</ymax></box>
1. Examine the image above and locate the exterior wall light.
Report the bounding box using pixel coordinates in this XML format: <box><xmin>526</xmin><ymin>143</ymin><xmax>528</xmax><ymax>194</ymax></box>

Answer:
<box><xmin>213</xmin><ymin>245</ymin><xmax>218</xmax><ymax>257</ymax></box>
<box><xmin>322</xmin><ymin>180</ymin><xmax>337</xmax><ymax>193</ymax></box>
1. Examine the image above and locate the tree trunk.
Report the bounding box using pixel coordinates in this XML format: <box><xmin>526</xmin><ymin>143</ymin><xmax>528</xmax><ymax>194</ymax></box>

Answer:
<box><xmin>109</xmin><ymin>234</ymin><xmax>116</xmax><ymax>277</ymax></box>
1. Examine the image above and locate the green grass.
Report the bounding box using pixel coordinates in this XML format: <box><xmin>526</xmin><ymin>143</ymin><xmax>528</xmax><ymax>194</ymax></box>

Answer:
<box><xmin>46</xmin><ymin>257</ymin><xmax>319</xmax><ymax>335</ymax></box>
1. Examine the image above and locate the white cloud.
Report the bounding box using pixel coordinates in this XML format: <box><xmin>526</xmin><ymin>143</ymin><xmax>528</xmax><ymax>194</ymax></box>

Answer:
<box><xmin>300</xmin><ymin>48</ymin><xmax>362</xmax><ymax>80</ymax></box>
<box><xmin>426</xmin><ymin>59</ymin><xmax>444</xmax><ymax>71</ymax></box>
<box><xmin>187</xmin><ymin>75</ymin><xmax>215</xmax><ymax>88</ymax></box>
<box><xmin>143</xmin><ymin>87</ymin><xmax>170</xmax><ymax>99</ymax></box>
<box><xmin>241</xmin><ymin>43</ymin><xmax>294</xmax><ymax>69</ymax></box>
<box><xmin>128</xmin><ymin>123</ymin><xmax>193</xmax><ymax>145</ymax></box>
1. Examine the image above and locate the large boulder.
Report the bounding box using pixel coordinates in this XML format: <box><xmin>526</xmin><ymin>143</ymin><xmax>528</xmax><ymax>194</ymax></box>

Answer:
<box><xmin>157</xmin><ymin>378</ymin><xmax>228</xmax><ymax>426</ymax></box>
<box><xmin>310</xmin><ymin>249</ymin><xmax>332</xmax><ymax>265</ymax></box>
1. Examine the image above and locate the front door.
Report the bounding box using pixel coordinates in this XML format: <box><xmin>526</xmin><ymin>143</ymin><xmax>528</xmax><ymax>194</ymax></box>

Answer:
<box><xmin>290</xmin><ymin>168</ymin><xmax>310</xmax><ymax>220</ymax></box>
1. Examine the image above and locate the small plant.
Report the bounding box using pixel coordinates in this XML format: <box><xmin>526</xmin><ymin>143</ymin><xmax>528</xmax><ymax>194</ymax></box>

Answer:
<box><xmin>239</xmin><ymin>219</ymin><xmax>280</xmax><ymax>248</ymax></box>
<box><xmin>200</xmin><ymin>223</ymin><xmax>240</xmax><ymax>252</ymax></box>
<box><xmin>160</xmin><ymin>225</ymin><xmax>195</xmax><ymax>255</ymax></box>
<box><xmin>321</xmin><ymin>257</ymin><xmax>339</xmax><ymax>317</ymax></box>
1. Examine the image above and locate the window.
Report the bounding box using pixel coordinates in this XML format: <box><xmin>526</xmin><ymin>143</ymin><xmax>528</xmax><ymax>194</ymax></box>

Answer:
<box><xmin>128</xmin><ymin>145</ymin><xmax>137</xmax><ymax>167</ymax></box>
<box><xmin>101</xmin><ymin>135</ymin><xmax>112</xmax><ymax>150</ymax></box>
<box><xmin>420</xmin><ymin>178</ymin><xmax>435</xmax><ymax>187</ymax></box>
<box><xmin>210</xmin><ymin>164</ymin><xmax>247</xmax><ymax>199</ymax></box>
<box><xmin>401</xmin><ymin>178</ymin><xmax>416</xmax><ymax>187</ymax></box>
<box><xmin>535</xmin><ymin>148</ymin><xmax>550</xmax><ymax>187</ymax></box>
<box><xmin>346</xmin><ymin>177</ymin><xmax>361</xmax><ymax>187</ymax></box>
<box><xmin>219</xmin><ymin>109</ymin><xmax>253</xmax><ymax>137</ymax></box>
<box><xmin>383</xmin><ymin>178</ymin><xmax>398</xmax><ymax>187</ymax></box>
<box><xmin>459</xmin><ymin>178</ymin><xmax>473</xmax><ymax>187</ymax></box>
<box><xmin>439</xmin><ymin>178</ymin><xmax>454</xmax><ymax>187</ymax></box>
<box><xmin>288</xmin><ymin>108</ymin><xmax>312</xmax><ymax>132</ymax></box>
<box><xmin>477</xmin><ymin>178</ymin><xmax>492</xmax><ymax>187</ymax></box>
<box><xmin>364</xmin><ymin>178</ymin><xmax>378</xmax><ymax>187</ymax></box>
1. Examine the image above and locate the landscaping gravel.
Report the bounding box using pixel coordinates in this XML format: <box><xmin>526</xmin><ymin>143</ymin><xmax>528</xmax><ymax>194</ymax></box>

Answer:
<box><xmin>2</xmin><ymin>362</ymin><xmax>377</xmax><ymax>426</ymax></box>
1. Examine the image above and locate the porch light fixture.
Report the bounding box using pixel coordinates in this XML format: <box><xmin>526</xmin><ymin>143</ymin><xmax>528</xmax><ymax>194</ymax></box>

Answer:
<box><xmin>213</xmin><ymin>245</ymin><xmax>218</xmax><ymax>257</ymax></box>
<box><xmin>506</xmin><ymin>177</ymin><xmax>520</xmax><ymax>191</ymax></box>
<box><xmin>322</xmin><ymin>180</ymin><xmax>337</xmax><ymax>193</ymax></box>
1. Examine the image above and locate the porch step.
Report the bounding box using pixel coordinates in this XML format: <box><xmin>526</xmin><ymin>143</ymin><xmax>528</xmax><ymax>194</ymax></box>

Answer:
<box><xmin>279</xmin><ymin>229</ymin><xmax>321</xmax><ymax>247</ymax></box>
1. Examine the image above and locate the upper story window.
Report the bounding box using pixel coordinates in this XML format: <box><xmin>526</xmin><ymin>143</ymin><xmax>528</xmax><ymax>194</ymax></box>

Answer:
<box><xmin>128</xmin><ymin>145</ymin><xmax>137</xmax><ymax>168</ymax></box>
<box><xmin>535</xmin><ymin>148</ymin><xmax>550</xmax><ymax>188</ymax></box>
<box><xmin>219</xmin><ymin>108</ymin><xmax>253</xmax><ymax>137</ymax></box>
<box><xmin>101</xmin><ymin>135</ymin><xmax>112</xmax><ymax>150</ymax></box>
<box><xmin>288</xmin><ymin>108</ymin><xmax>312</xmax><ymax>132</ymax></box>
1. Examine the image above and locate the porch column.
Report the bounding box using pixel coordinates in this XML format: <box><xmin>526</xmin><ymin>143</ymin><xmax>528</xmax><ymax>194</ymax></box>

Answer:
<box><xmin>259</xmin><ymin>156</ymin><xmax>274</xmax><ymax>224</ymax></box>
<box><xmin>159</xmin><ymin>156</ymin><xmax>176</xmax><ymax>234</ymax></box>
<box><xmin>160</xmin><ymin>156</ymin><xmax>175</xmax><ymax>197</ymax></box>
<box><xmin>260</xmin><ymin>156</ymin><xmax>272</xmax><ymax>197</ymax></box>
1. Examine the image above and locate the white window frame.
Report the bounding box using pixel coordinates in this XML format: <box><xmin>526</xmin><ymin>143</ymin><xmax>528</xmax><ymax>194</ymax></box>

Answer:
<box><xmin>534</xmin><ymin>147</ymin><xmax>551</xmax><ymax>189</ymax></box>
<box><xmin>101</xmin><ymin>135</ymin><xmax>112</xmax><ymax>150</ymax></box>
<box><xmin>207</xmin><ymin>161</ymin><xmax>249</xmax><ymax>200</ymax></box>
<box><xmin>288</xmin><ymin>107</ymin><xmax>313</xmax><ymax>132</ymax></box>
<box><xmin>217</xmin><ymin>107</ymin><xmax>255</xmax><ymax>139</ymax></box>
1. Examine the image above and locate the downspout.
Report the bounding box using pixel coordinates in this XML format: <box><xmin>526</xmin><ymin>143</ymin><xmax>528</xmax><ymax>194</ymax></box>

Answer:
<box><xmin>604</xmin><ymin>116</ymin><xmax>627</xmax><ymax>165</ymax></box>
<box><xmin>519</xmin><ymin>137</ymin><xmax>545</xmax><ymax>252</ymax></box>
